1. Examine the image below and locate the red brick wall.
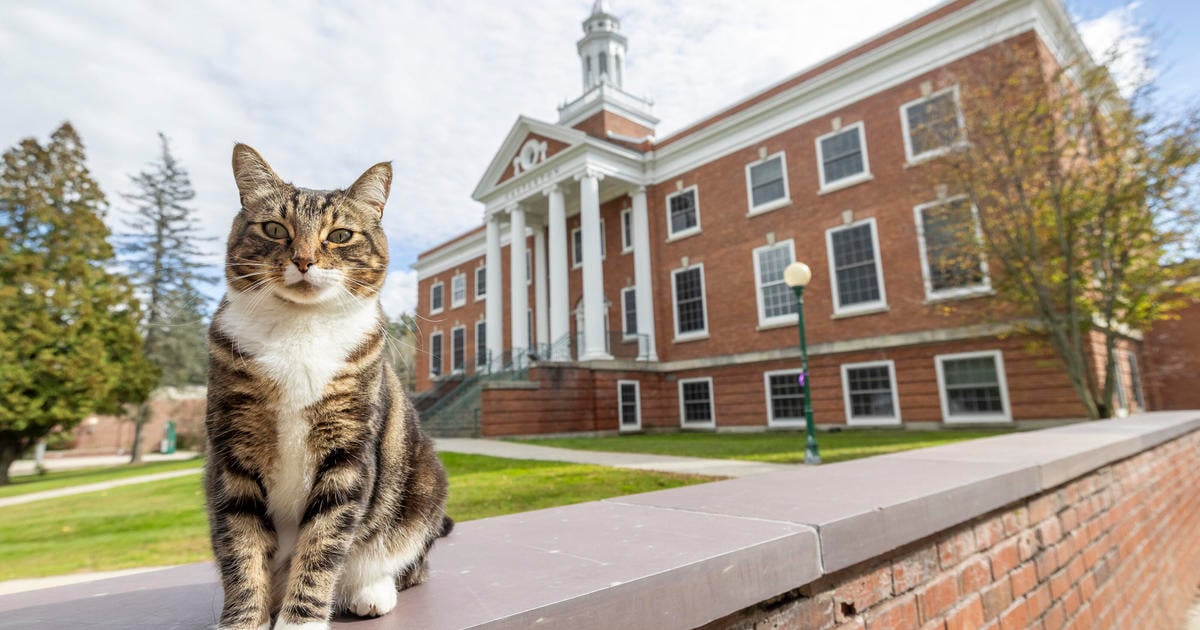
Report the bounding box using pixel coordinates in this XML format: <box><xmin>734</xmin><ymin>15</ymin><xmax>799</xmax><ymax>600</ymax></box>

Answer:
<box><xmin>64</xmin><ymin>395</ymin><xmax>206</xmax><ymax>456</ymax></box>
<box><xmin>479</xmin><ymin>333</ymin><xmax>1091</xmax><ymax>434</ymax></box>
<box><xmin>1145</xmin><ymin>298</ymin><xmax>1200</xmax><ymax>411</ymax></box>
<box><xmin>705</xmin><ymin>428</ymin><xmax>1200</xmax><ymax>630</ymax></box>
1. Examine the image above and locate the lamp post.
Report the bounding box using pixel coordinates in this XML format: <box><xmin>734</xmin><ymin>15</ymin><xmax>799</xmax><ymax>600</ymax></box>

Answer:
<box><xmin>784</xmin><ymin>261</ymin><xmax>821</xmax><ymax>465</ymax></box>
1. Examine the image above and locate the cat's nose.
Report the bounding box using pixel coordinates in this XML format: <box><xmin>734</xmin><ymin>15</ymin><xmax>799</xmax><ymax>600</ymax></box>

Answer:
<box><xmin>292</xmin><ymin>255</ymin><xmax>316</xmax><ymax>273</ymax></box>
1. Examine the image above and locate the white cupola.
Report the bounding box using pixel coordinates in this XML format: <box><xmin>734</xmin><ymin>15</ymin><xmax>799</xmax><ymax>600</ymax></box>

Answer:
<box><xmin>578</xmin><ymin>0</ymin><xmax>627</xmax><ymax>91</ymax></box>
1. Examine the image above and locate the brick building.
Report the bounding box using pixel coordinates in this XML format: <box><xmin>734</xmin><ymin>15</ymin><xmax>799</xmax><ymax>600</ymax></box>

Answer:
<box><xmin>412</xmin><ymin>0</ymin><xmax>1154</xmax><ymax>436</ymax></box>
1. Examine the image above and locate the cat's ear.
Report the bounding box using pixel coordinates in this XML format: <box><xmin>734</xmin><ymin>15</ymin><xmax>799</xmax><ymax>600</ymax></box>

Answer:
<box><xmin>346</xmin><ymin>162</ymin><xmax>392</xmax><ymax>217</ymax></box>
<box><xmin>231</xmin><ymin>143</ymin><xmax>283</xmax><ymax>206</ymax></box>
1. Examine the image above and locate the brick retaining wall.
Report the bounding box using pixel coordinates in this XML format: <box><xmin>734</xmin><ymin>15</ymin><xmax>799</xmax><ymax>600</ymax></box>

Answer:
<box><xmin>705</xmin><ymin>423</ymin><xmax>1200</xmax><ymax>630</ymax></box>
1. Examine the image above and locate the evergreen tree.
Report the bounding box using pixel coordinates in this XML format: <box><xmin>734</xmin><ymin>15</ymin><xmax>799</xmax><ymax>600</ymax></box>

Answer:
<box><xmin>119</xmin><ymin>132</ymin><xmax>213</xmax><ymax>462</ymax></box>
<box><xmin>0</xmin><ymin>123</ymin><xmax>156</xmax><ymax>484</ymax></box>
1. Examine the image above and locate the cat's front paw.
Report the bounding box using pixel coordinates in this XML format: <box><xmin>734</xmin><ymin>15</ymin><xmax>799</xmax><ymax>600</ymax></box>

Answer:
<box><xmin>347</xmin><ymin>577</ymin><xmax>398</xmax><ymax>618</ymax></box>
<box><xmin>272</xmin><ymin>621</ymin><xmax>328</xmax><ymax>630</ymax></box>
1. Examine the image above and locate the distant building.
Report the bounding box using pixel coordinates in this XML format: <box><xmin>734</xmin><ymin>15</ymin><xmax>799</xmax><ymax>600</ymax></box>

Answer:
<box><xmin>411</xmin><ymin>0</ymin><xmax>1166</xmax><ymax>436</ymax></box>
<box><xmin>65</xmin><ymin>387</ymin><xmax>206</xmax><ymax>456</ymax></box>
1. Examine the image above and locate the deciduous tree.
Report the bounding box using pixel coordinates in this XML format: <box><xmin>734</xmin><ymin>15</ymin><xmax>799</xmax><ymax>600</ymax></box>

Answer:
<box><xmin>919</xmin><ymin>42</ymin><xmax>1199</xmax><ymax>418</ymax></box>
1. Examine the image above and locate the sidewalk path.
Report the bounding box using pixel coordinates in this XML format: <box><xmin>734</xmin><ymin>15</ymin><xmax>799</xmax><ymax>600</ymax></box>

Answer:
<box><xmin>0</xmin><ymin>468</ymin><xmax>204</xmax><ymax>509</ymax></box>
<box><xmin>9</xmin><ymin>451</ymin><xmax>199</xmax><ymax>476</ymax></box>
<box><xmin>0</xmin><ymin>566</ymin><xmax>178</xmax><ymax>596</ymax></box>
<box><xmin>434</xmin><ymin>438</ymin><xmax>790</xmax><ymax>478</ymax></box>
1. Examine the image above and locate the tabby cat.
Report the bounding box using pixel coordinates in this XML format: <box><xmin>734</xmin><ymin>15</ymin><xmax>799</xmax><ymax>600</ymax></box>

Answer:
<box><xmin>205</xmin><ymin>144</ymin><xmax>451</xmax><ymax>630</ymax></box>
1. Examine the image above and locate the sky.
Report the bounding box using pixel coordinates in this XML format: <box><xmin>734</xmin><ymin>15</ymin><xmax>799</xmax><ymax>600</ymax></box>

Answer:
<box><xmin>1</xmin><ymin>0</ymin><xmax>1191</xmax><ymax>318</ymax></box>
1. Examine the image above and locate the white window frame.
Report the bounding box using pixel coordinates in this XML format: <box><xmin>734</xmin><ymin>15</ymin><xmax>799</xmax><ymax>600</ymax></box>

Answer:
<box><xmin>825</xmin><ymin>218</ymin><xmax>888</xmax><ymax>316</ymax></box>
<box><xmin>900</xmin><ymin>85</ymin><xmax>965</xmax><ymax>164</ymax></box>
<box><xmin>665</xmin><ymin>186</ymin><xmax>701</xmax><ymax>241</ymax></box>
<box><xmin>450</xmin><ymin>325</ymin><xmax>466</xmax><ymax>374</ymax></box>
<box><xmin>914</xmin><ymin>196</ymin><xmax>991</xmax><ymax>302</ymax></box>
<box><xmin>620</xmin><ymin>208</ymin><xmax>633</xmax><ymax>253</ymax></box>
<box><xmin>429</xmin><ymin>331</ymin><xmax>444</xmax><ymax>378</ymax></box>
<box><xmin>744</xmin><ymin>152</ymin><xmax>791</xmax><ymax>215</ymax></box>
<box><xmin>763</xmin><ymin>368</ymin><xmax>807</xmax><ymax>427</ymax></box>
<box><xmin>475</xmin><ymin>320</ymin><xmax>487</xmax><ymax>368</ymax></box>
<box><xmin>752</xmin><ymin>240</ymin><xmax>797</xmax><ymax>328</ymax></box>
<box><xmin>934</xmin><ymin>350</ymin><xmax>1012</xmax><ymax>424</ymax></box>
<box><xmin>429</xmin><ymin>281</ymin><xmax>445</xmax><ymax>315</ymax></box>
<box><xmin>450</xmin><ymin>273</ymin><xmax>466</xmax><ymax>309</ymax></box>
<box><xmin>526</xmin><ymin>249</ymin><xmax>532</xmax><ymax>285</ymax></box>
<box><xmin>570</xmin><ymin>220</ymin><xmax>606</xmax><ymax>269</ymax></box>
<box><xmin>1126</xmin><ymin>351</ymin><xmax>1145</xmax><ymax>412</ymax></box>
<box><xmin>815</xmin><ymin>122</ymin><xmax>872</xmax><ymax>192</ymax></box>
<box><xmin>617</xmin><ymin>379</ymin><xmax>642</xmax><ymax>432</ymax></box>
<box><xmin>678</xmin><ymin>376</ymin><xmax>716</xmax><ymax>428</ymax></box>
<box><xmin>670</xmin><ymin>263</ymin><xmax>709</xmax><ymax>342</ymax></box>
<box><xmin>620</xmin><ymin>286</ymin><xmax>638</xmax><ymax>341</ymax></box>
<box><xmin>474</xmin><ymin>266</ymin><xmax>487</xmax><ymax>302</ymax></box>
<box><xmin>1114</xmin><ymin>358</ymin><xmax>1130</xmax><ymax>417</ymax></box>
<box><xmin>840</xmin><ymin>360</ymin><xmax>901</xmax><ymax>426</ymax></box>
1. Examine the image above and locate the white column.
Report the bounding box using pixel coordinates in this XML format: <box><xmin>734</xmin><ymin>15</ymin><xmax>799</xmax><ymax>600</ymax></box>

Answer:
<box><xmin>631</xmin><ymin>186</ymin><xmax>658</xmax><ymax>361</ymax></box>
<box><xmin>577</xmin><ymin>168</ymin><xmax>612</xmax><ymax>361</ymax></box>
<box><xmin>508</xmin><ymin>204</ymin><xmax>529</xmax><ymax>365</ymax></box>
<box><xmin>533</xmin><ymin>223</ymin><xmax>549</xmax><ymax>354</ymax></box>
<box><xmin>546</xmin><ymin>185</ymin><xmax>571</xmax><ymax>361</ymax></box>
<box><xmin>485</xmin><ymin>213</ymin><xmax>504</xmax><ymax>372</ymax></box>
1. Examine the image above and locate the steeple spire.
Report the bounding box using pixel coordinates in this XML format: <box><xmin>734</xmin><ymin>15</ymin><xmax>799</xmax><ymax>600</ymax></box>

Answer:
<box><xmin>578</xmin><ymin>1</ymin><xmax>626</xmax><ymax>91</ymax></box>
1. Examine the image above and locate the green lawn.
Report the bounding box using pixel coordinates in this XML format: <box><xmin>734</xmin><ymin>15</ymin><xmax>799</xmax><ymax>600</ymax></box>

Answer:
<box><xmin>0</xmin><ymin>458</ymin><xmax>205</xmax><ymax>499</ymax></box>
<box><xmin>0</xmin><ymin>452</ymin><xmax>714</xmax><ymax>580</ymax></box>
<box><xmin>514</xmin><ymin>429</ymin><xmax>1016</xmax><ymax>464</ymax></box>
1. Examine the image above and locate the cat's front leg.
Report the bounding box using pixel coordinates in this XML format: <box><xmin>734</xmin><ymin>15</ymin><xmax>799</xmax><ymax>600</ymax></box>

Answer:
<box><xmin>208</xmin><ymin>458</ymin><xmax>277</xmax><ymax>630</ymax></box>
<box><xmin>273</xmin><ymin>448</ymin><xmax>370</xmax><ymax>630</ymax></box>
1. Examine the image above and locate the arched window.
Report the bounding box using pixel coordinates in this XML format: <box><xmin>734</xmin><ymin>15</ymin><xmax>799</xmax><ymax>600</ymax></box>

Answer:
<box><xmin>615</xmin><ymin>54</ymin><xmax>623</xmax><ymax>86</ymax></box>
<box><xmin>599</xmin><ymin>52</ymin><xmax>608</xmax><ymax>78</ymax></box>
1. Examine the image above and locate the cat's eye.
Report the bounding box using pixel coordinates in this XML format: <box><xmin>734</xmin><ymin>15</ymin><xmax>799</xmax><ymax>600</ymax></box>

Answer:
<box><xmin>262</xmin><ymin>222</ymin><xmax>289</xmax><ymax>239</ymax></box>
<box><xmin>327</xmin><ymin>229</ymin><xmax>353</xmax><ymax>244</ymax></box>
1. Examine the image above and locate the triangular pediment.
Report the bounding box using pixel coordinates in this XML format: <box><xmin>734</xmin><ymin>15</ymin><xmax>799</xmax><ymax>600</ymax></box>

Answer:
<box><xmin>472</xmin><ymin>116</ymin><xmax>587</xmax><ymax>201</ymax></box>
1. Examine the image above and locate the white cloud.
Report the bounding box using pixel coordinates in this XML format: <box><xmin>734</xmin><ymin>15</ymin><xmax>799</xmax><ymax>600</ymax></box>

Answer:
<box><xmin>379</xmin><ymin>268</ymin><xmax>420</xmax><ymax>320</ymax></box>
<box><xmin>1076</xmin><ymin>2</ymin><xmax>1155</xmax><ymax>97</ymax></box>
<box><xmin>1</xmin><ymin>0</ymin><xmax>949</xmax><ymax>313</ymax></box>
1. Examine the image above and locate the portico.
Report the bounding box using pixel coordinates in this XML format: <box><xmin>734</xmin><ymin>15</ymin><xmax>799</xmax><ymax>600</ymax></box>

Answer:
<box><xmin>478</xmin><ymin>148</ymin><xmax>657</xmax><ymax>369</ymax></box>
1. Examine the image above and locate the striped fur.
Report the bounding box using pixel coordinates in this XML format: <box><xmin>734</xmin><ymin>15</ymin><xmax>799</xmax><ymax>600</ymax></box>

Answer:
<box><xmin>206</xmin><ymin>144</ymin><xmax>449</xmax><ymax>630</ymax></box>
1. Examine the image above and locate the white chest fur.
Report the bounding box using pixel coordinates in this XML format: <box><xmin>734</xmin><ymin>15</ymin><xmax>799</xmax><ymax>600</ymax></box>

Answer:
<box><xmin>217</xmin><ymin>289</ymin><xmax>380</xmax><ymax>568</ymax></box>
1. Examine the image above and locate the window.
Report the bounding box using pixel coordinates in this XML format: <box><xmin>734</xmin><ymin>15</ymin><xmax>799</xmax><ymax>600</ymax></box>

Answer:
<box><xmin>527</xmin><ymin>308</ymin><xmax>533</xmax><ymax>350</ymax></box>
<box><xmin>475</xmin><ymin>266</ymin><xmax>486</xmax><ymax>301</ymax></box>
<box><xmin>621</xmin><ymin>286</ymin><xmax>637</xmax><ymax>339</ymax></box>
<box><xmin>451</xmin><ymin>274</ymin><xmax>466</xmax><ymax>308</ymax></box>
<box><xmin>841</xmin><ymin>361</ymin><xmax>900</xmax><ymax>425</ymax></box>
<box><xmin>816</xmin><ymin>123</ymin><xmax>870</xmax><ymax>189</ymax></box>
<box><xmin>666</xmin><ymin>187</ymin><xmax>700</xmax><ymax>239</ymax></box>
<box><xmin>671</xmin><ymin>265</ymin><xmax>708</xmax><ymax>340</ymax></box>
<box><xmin>599</xmin><ymin>52</ymin><xmax>608</xmax><ymax>76</ymax></box>
<box><xmin>620</xmin><ymin>208</ymin><xmax>633</xmax><ymax>253</ymax></box>
<box><xmin>571</xmin><ymin>221</ymin><xmax>606</xmax><ymax>268</ymax></box>
<box><xmin>430</xmin><ymin>282</ymin><xmax>444</xmax><ymax>314</ymax></box>
<box><xmin>618</xmin><ymin>380</ymin><xmax>641</xmax><ymax>431</ymax></box>
<box><xmin>935</xmin><ymin>351</ymin><xmax>1010</xmax><ymax>423</ymax></box>
<box><xmin>826</xmin><ymin>219</ymin><xmax>887</xmax><ymax>315</ymax></box>
<box><xmin>901</xmin><ymin>86</ymin><xmax>964</xmax><ymax>162</ymax></box>
<box><xmin>1127</xmin><ymin>352</ymin><xmax>1145</xmax><ymax>411</ymax></box>
<box><xmin>429</xmin><ymin>332</ymin><xmax>443</xmax><ymax>378</ymax></box>
<box><xmin>678</xmin><ymin>377</ymin><xmax>715</xmax><ymax>427</ymax></box>
<box><xmin>475</xmin><ymin>321</ymin><xmax>487</xmax><ymax>368</ymax></box>
<box><xmin>451</xmin><ymin>326</ymin><xmax>465</xmax><ymax>373</ymax></box>
<box><xmin>525</xmin><ymin>249</ymin><xmax>532</xmax><ymax>285</ymax></box>
<box><xmin>745</xmin><ymin>153</ymin><xmax>789</xmax><ymax>213</ymax></box>
<box><xmin>763</xmin><ymin>370</ymin><xmax>806</xmax><ymax>426</ymax></box>
<box><xmin>915</xmin><ymin>197</ymin><xmax>989</xmax><ymax>300</ymax></box>
<box><xmin>753</xmin><ymin>241</ymin><xmax>797</xmax><ymax>327</ymax></box>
